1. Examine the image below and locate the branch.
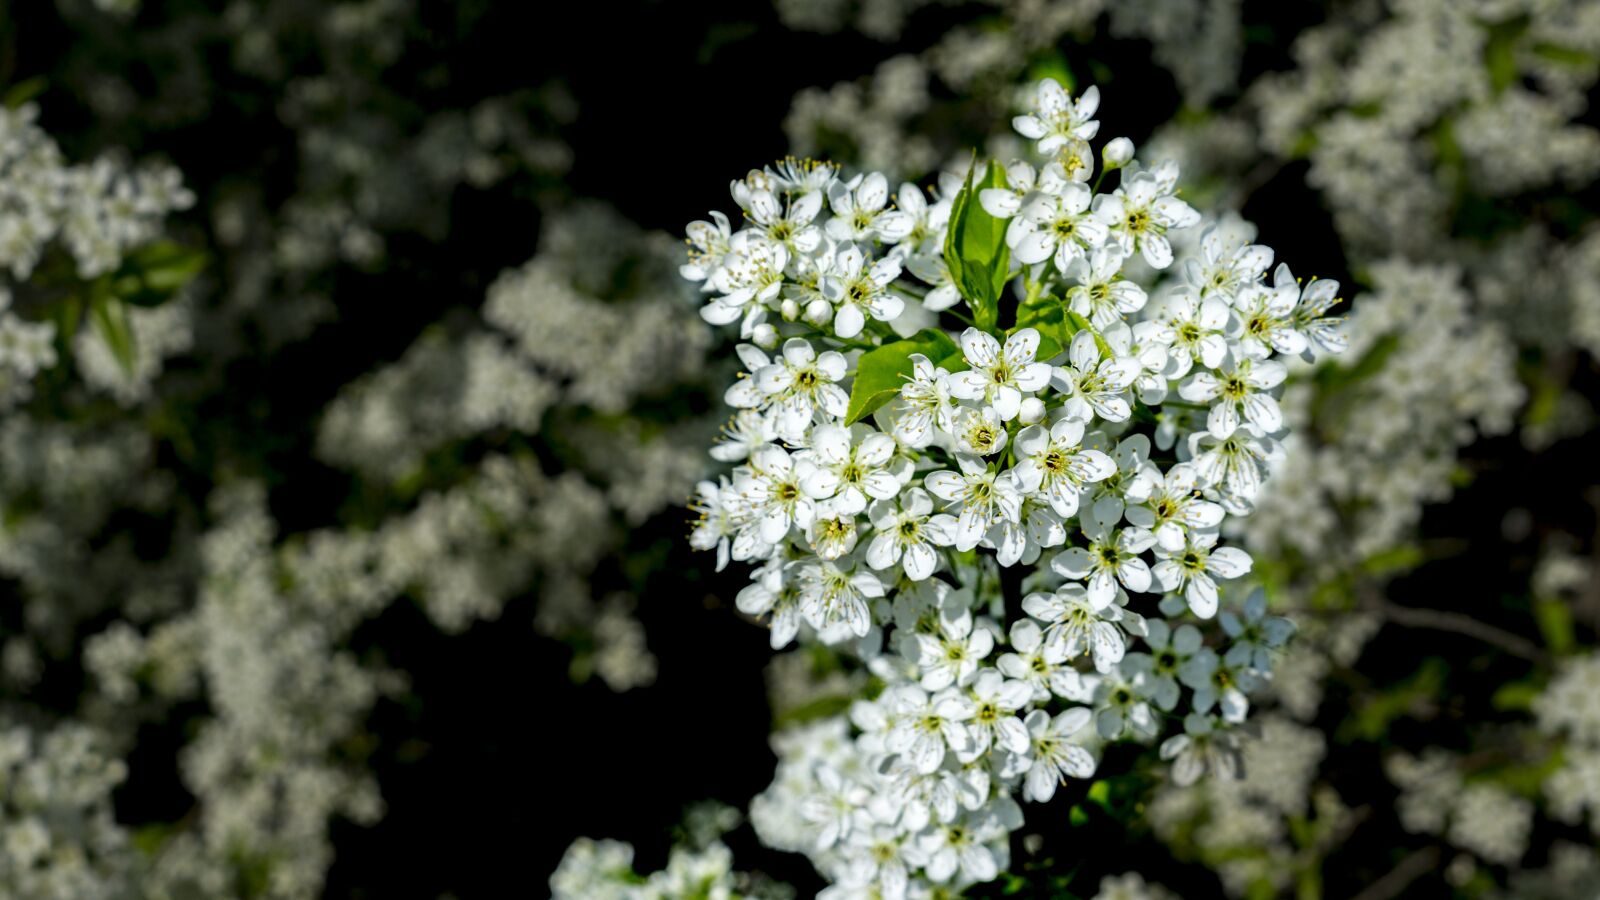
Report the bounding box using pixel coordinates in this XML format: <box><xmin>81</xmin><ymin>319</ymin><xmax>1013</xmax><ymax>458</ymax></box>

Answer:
<box><xmin>1374</xmin><ymin>601</ymin><xmax>1548</xmax><ymax>664</ymax></box>
<box><xmin>1348</xmin><ymin>846</ymin><xmax>1441</xmax><ymax>900</ymax></box>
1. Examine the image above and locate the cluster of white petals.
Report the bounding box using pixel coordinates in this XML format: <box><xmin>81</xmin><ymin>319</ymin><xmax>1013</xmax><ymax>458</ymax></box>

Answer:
<box><xmin>687</xmin><ymin>79</ymin><xmax>1345</xmax><ymax>896</ymax></box>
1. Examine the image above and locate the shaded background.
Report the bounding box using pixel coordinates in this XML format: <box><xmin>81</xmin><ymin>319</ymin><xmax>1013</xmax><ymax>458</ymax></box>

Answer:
<box><xmin>2</xmin><ymin>1</ymin><xmax>1599</xmax><ymax>898</ymax></box>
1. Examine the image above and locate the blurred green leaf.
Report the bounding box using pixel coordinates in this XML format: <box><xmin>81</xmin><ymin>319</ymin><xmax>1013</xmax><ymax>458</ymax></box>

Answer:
<box><xmin>2</xmin><ymin>76</ymin><xmax>47</xmax><ymax>109</ymax></box>
<box><xmin>89</xmin><ymin>287</ymin><xmax>139</xmax><ymax>377</ymax></box>
<box><xmin>1534</xmin><ymin>598</ymin><xmax>1575</xmax><ymax>656</ymax></box>
<box><xmin>112</xmin><ymin>240</ymin><xmax>208</xmax><ymax>307</ymax></box>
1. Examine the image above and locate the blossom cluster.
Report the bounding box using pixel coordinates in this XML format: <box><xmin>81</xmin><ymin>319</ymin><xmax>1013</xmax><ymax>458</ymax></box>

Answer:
<box><xmin>687</xmin><ymin>78</ymin><xmax>1344</xmax><ymax>895</ymax></box>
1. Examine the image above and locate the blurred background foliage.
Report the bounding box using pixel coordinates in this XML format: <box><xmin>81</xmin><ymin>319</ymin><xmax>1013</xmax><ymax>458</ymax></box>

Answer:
<box><xmin>0</xmin><ymin>0</ymin><xmax>1598</xmax><ymax>897</ymax></box>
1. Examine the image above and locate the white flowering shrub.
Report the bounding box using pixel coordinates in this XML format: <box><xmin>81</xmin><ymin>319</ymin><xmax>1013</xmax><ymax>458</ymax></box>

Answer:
<box><xmin>684</xmin><ymin>78</ymin><xmax>1344</xmax><ymax>895</ymax></box>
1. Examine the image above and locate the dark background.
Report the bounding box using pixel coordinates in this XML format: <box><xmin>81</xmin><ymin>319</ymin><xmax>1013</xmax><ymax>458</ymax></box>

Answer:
<box><xmin>6</xmin><ymin>1</ymin><xmax>1597</xmax><ymax>897</ymax></box>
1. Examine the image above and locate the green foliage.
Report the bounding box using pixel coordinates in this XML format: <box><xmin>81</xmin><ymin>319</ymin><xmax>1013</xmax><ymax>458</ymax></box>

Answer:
<box><xmin>111</xmin><ymin>241</ymin><xmax>209</xmax><ymax>307</ymax></box>
<box><xmin>943</xmin><ymin>159</ymin><xmax>1014</xmax><ymax>332</ymax></box>
<box><xmin>1341</xmin><ymin>659</ymin><xmax>1448</xmax><ymax>743</ymax></box>
<box><xmin>1533</xmin><ymin>598</ymin><xmax>1576</xmax><ymax>656</ymax></box>
<box><xmin>88</xmin><ymin>288</ymin><xmax>138</xmax><ymax>376</ymax></box>
<box><xmin>2</xmin><ymin>76</ymin><xmax>47</xmax><ymax>109</ymax></box>
<box><xmin>844</xmin><ymin>328</ymin><xmax>960</xmax><ymax>424</ymax></box>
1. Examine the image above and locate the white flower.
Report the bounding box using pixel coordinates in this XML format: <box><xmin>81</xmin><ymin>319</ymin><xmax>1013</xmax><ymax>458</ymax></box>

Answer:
<box><xmin>886</xmin><ymin>684</ymin><xmax>974</xmax><ymax>774</ymax></box>
<box><xmin>825</xmin><ymin>172</ymin><xmax>910</xmax><ymax>243</ymax></box>
<box><xmin>918</xmin><ymin>807</ymin><xmax>1015</xmax><ymax>884</ymax></box>
<box><xmin>1012</xmin><ymin>182</ymin><xmax>1107</xmax><ymax>273</ymax></box>
<box><xmin>802</xmin><ymin>764</ymin><xmax>870</xmax><ymax>850</ymax></box>
<box><xmin>1018</xmin><ymin>708</ymin><xmax>1097</xmax><ymax>802</ymax></box>
<box><xmin>1012</xmin><ymin>80</ymin><xmax>1101</xmax><ymax>156</ymax></box>
<box><xmin>1287</xmin><ymin>272</ymin><xmax>1347</xmax><ymax>360</ymax></box>
<box><xmin>689</xmin><ymin>478</ymin><xmax>739</xmax><ymax>571</ymax></box>
<box><xmin>1064</xmin><ymin>247</ymin><xmax>1147</xmax><ymax>329</ymax></box>
<box><xmin>911</xmin><ymin>598</ymin><xmax>994</xmax><ymax>690</ymax></box>
<box><xmin>1011</xmin><ymin>417</ymin><xmax>1116</xmax><ymax>518</ymax></box>
<box><xmin>821</xmin><ymin>243</ymin><xmax>905</xmax><ymax>338</ymax></box>
<box><xmin>681</xmin><ymin>210</ymin><xmax>733</xmax><ymax>284</ymax></box>
<box><xmin>735</xmin><ymin>566</ymin><xmax>802</xmax><ymax>649</ymax></box>
<box><xmin>996</xmin><ymin>618</ymin><xmax>1072</xmax><ymax>702</ymax></box>
<box><xmin>1179</xmin><ymin>648</ymin><xmax>1259</xmax><ymax>723</ymax></box>
<box><xmin>953</xmin><ymin>404</ymin><xmax>1010</xmax><ymax>457</ymax></box>
<box><xmin>1120</xmin><ymin>618</ymin><xmax>1203</xmax><ymax>711</ymax></box>
<box><xmin>947</xmin><ymin>327</ymin><xmax>1053</xmax><ymax>422</ymax></box>
<box><xmin>705</xmin><ymin>234</ymin><xmax>788</xmax><ymax>327</ymax></box>
<box><xmin>1095</xmin><ymin>164</ymin><xmax>1199</xmax><ymax>269</ymax></box>
<box><xmin>1183</xmin><ymin>225</ymin><xmax>1272</xmax><ymax>301</ymax></box>
<box><xmin>1178</xmin><ymin>354</ymin><xmax>1287</xmax><ymax>438</ymax></box>
<box><xmin>1229</xmin><ymin>263</ymin><xmax>1311</xmax><ymax>359</ymax></box>
<box><xmin>923</xmin><ymin>454</ymin><xmax>1023</xmax><ymax>552</ymax></box>
<box><xmin>1187</xmin><ymin>425</ymin><xmax>1283</xmax><ymax>513</ymax></box>
<box><xmin>905</xmin><ymin>252</ymin><xmax>960</xmax><ymax>312</ymax></box>
<box><xmin>806</xmin><ymin>502</ymin><xmax>860</xmax><ymax>560</ymax></box>
<box><xmin>732</xmin><ymin>444</ymin><xmax>819</xmax><ymax>545</ymax></box>
<box><xmin>802</xmin><ymin>424</ymin><xmax>908</xmax><ymax>515</ymax></box>
<box><xmin>1021</xmin><ymin>583</ymin><xmax>1141</xmax><ymax>673</ymax></box>
<box><xmin>877</xmin><ymin>181</ymin><xmax>949</xmax><ymax>257</ymax></box>
<box><xmin>1221</xmin><ymin>588</ymin><xmax>1296</xmax><ymax>671</ymax></box>
<box><xmin>866</xmin><ymin>489</ymin><xmax>951</xmax><ymax>582</ymax></box>
<box><xmin>1051</xmin><ymin>517</ymin><xmax>1157</xmax><ymax>609</ymax></box>
<box><xmin>1082</xmin><ymin>432</ymin><xmax>1158</xmax><ymax>526</ymax></box>
<box><xmin>962</xmin><ymin>669</ymin><xmax>1033</xmax><ymax>757</ymax></box>
<box><xmin>1151</xmin><ymin>531</ymin><xmax>1252</xmax><ymax>619</ymax></box>
<box><xmin>754</xmin><ymin>338</ymin><xmax>849</xmax><ymax>436</ymax></box>
<box><xmin>894</xmin><ymin>353</ymin><xmax>960</xmax><ymax>447</ymax></box>
<box><xmin>1159</xmin><ymin>714</ymin><xmax>1243</xmax><ymax>785</ymax></box>
<box><xmin>1050</xmin><ymin>330</ymin><xmax>1140</xmax><ymax>423</ymax></box>
<box><xmin>1123</xmin><ymin>463</ymin><xmax>1226</xmax><ymax>552</ymax></box>
<box><xmin>795</xmin><ymin>556</ymin><xmax>883</xmax><ymax>639</ymax></box>
<box><xmin>1091</xmin><ymin>665</ymin><xmax>1159</xmax><ymax>740</ymax></box>
<box><xmin>710</xmin><ymin>409</ymin><xmax>777</xmax><ymax>463</ymax></box>
<box><xmin>736</xmin><ymin>183</ymin><xmax>824</xmax><ymax>254</ymax></box>
<box><xmin>1156</xmin><ymin>287</ymin><xmax>1231</xmax><ymax>378</ymax></box>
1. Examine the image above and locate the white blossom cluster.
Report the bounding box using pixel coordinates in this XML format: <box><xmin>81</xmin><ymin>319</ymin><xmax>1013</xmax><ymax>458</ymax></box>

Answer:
<box><xmin>0</xmin><ymin>102</ymin><xmax>195</xmax><ymax>408</ymax></box>
<box><xmin>1534</xmin><ymin>653</ymin><xmax>1600</xmax><ymax>835</ymax></box>
<box><xmin>0</xmin><ymin>719</ymin><xmax>140</xmax><ymax>899</ymax></box>
<box><xmin>0</xmin><ymin>102</ymin><xmax>193</xmax><ymax>282</ymax></box>
<box><xmin>550</xmin><ymin>804</ymin><xmax>794</xmax><ymax>900</ymax></box>
<box><xmin>1386</xmin><ymin>749</ymin><xmax>1534</xmax><ymax>868</ymax></box>
<box><xmin>1147</xmin><ymin>715</ymin><xmax>1343</xmax><ymax>897</ymax></box>
<box><xmin>1240</xmin><ymin>259</ymin><xmax>1523</xmax><ymax>574</ymax></box>
<box><xmin>687</xmin><ymin>78</ymin><xmax>1345</xmax><ymax>895</ymax></box>
<box><xmin>779</xmin><ymin>0</ymin><xmax>1249</xmax><ymax>177</ymax></box>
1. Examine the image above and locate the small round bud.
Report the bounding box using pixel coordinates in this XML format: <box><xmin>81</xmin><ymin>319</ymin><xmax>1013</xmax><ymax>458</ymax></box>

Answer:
<box><xmin>1102</xmin><ymin>137</ymin><xmax>1135</xmax><ymax>170</ymax></box>
<box><xmin>752</xmin><ymin>323</ymin><xmax>779</xmax><ymax>349</ymax></box>
<box><xmin>1018</xmin><ymin>397</ymin><xmax>1046</xmax><ymax>425</ymax></box>
<box><xmin>803</xmin><ymin>299</ymin><xmax>834</xmax><ymax>328</ymax></box>
<box><xmin>780</xmin><ymin>298</ymin><xmax>801</xmax><ymax>321</ymax></box>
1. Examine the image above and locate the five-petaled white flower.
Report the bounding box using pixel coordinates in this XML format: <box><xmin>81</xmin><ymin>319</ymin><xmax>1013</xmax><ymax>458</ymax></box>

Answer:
<box><xmin>947</xmin><ymin>327</ymin><xmax>1053</xmax><ymax>422</ymax></box>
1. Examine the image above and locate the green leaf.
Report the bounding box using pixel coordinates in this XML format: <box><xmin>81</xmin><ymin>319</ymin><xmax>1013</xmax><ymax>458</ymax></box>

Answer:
<box><xmin>111</xmin><ymin>241</ymin><xmax>208</xmax><ymax>307</ymax></box>
<box><xmin>844</xmin><ymin>329</ymin><xmax>959</xmax><ymax>425</ymax></box>
<box><xmin>1534</xmin><ymin>598</ymin><xmax>1575</xmax><ymax>656</ymax></box>
<box><xmin>1491</xmin><ymin>680</ymin><xmax>1541</xmax><ymax>711</ymax></box>
<box><xmin>943</xmin><ymin>158</ymin><xmax>1014</xmax><ymax>332</ymax></box>
<box><xmin>1058</xmin><ymin>309</ymin><xmax>1113</xmax><ymax>360</ymax></box>
<box><xmin>1013</xmin><ymin>289</ymin><xmax>1065</xmax><ymax>356</ymax></box>
<box><xmin>2</xmin><ymin>77</ymin><xmax>47</xmax><ymax>110</ymax></box>
<box><xmin>89</xmin><ymin>288</ymin><xmax>139</xmax><ymax>377</ymax></box>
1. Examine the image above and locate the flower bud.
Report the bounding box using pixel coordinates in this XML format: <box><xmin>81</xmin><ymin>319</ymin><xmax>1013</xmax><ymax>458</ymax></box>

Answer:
<box><xmin>751</xmin><ymin>323</ymin><xmax>779</xmax><ymax>349</ymax></box>
<box><xmin>1018</xmin><ymin>397</ymin><xmax>1046</xmax><ymax>425</ymax></box>
<box><xmin>780</xmin><ymin>298</ymin><xmax>801</xmax><ymax>321</ymax></box>
<box><xmin>1102</xmin><ymin>137</ymin><xmax>1135</xmax><ymax>170</ymax></box>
